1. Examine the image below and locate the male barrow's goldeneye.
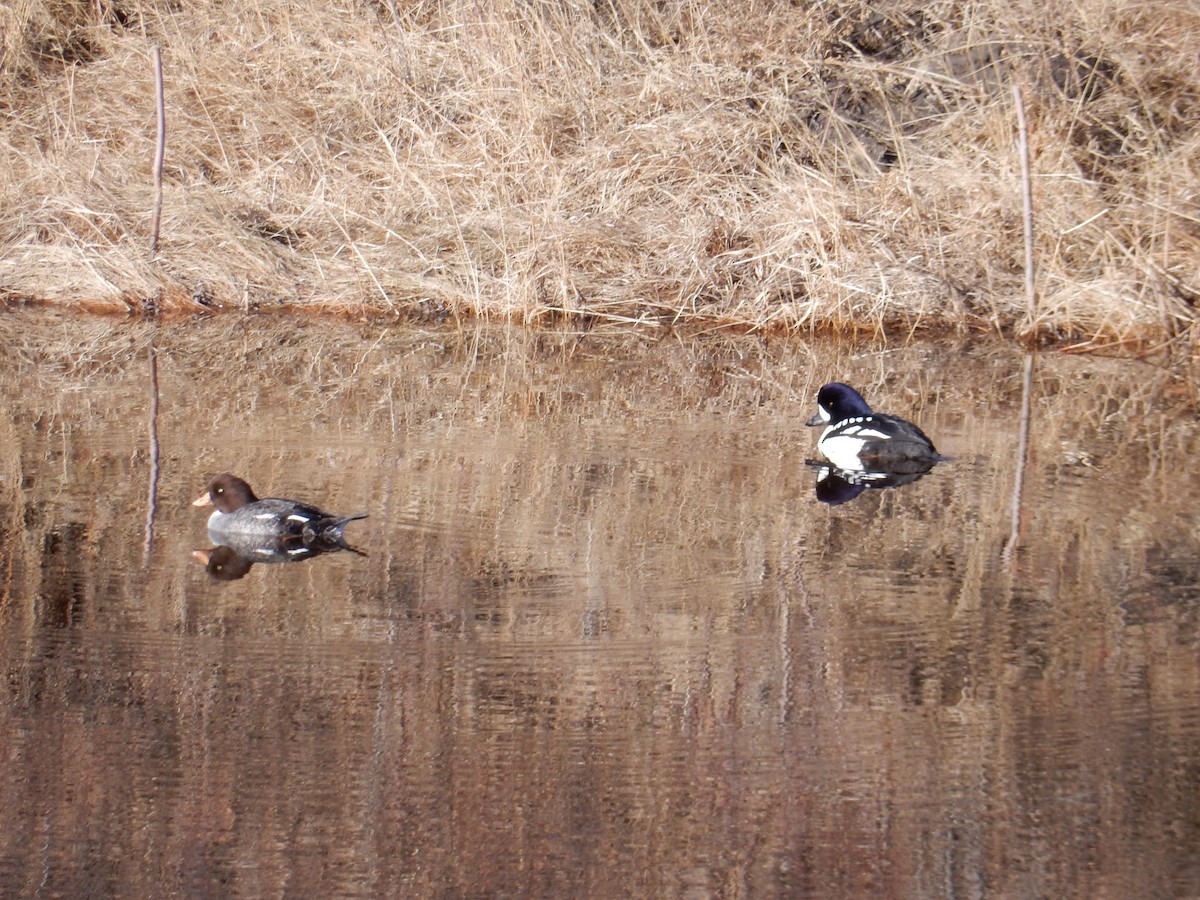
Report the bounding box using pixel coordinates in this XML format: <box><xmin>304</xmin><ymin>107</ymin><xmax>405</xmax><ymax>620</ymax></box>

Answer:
<box><xmin>805</xmin><ymin>382</ymin><xmax>948</xmax><ymax>471</ymax></box>
<box><xmin>193</xmin><ymin>473</ymin><xmax>367</xmax><ymax>547</ymax></box>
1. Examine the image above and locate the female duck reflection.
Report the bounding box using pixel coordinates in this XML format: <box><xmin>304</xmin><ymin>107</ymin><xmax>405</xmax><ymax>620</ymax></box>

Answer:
<box><xmin>192</xmin><ymin>473</ymin><xmax>367</xmax><ymax>580</ymax></box>
<box><xmin>805</xmin><ymin>382</ymin><xmax>949</xmax><ymax>505</ymax></box>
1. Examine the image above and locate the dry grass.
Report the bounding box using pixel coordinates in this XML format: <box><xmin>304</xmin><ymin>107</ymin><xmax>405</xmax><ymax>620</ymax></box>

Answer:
<box><xmin>0</xmin><ymin>0</ymin><xmax>1197</xmax><ymax>348</ymax></box>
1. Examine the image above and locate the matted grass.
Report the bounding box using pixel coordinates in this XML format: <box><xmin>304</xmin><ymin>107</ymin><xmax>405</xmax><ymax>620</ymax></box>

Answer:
<box><xmin>0</xmin><ymin>1</ymin><xmax>1197</xmax><ymax>350</ymax></box>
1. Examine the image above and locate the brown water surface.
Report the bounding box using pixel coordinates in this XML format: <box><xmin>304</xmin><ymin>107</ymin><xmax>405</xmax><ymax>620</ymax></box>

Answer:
<box><xmin>0</xmin><ymin>310</ymin><xmax>1197</xmax><ymax>898</ymax></box>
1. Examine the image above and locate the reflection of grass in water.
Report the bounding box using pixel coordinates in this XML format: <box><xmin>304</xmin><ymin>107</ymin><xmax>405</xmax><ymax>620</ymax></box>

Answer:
<box><xmin>0</xmin><ymin>2</ymin><xmax>1197</xmax><ymax>349</ymax></box>
<box><xmin>2</xmin><ymin>316</ymin><xmax>1200</xmax><ymax>892</ymax></box>
<box><xmin>0</xmin><ymin>312</ymin><xmax>1195</xmax><ymax>632</ymax></box>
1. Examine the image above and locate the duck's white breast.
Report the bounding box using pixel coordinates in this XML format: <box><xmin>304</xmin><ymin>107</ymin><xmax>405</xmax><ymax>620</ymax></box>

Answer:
<box><xmin>818</xmin><ymin>421</ymin><xmax>890</xmax><ymax>470</ymax></box>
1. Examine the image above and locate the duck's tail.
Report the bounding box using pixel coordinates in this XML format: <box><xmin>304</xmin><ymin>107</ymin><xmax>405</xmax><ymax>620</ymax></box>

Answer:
<box><xmin>303</xmin><ymin>513</ymin><xmax>368</xmax><ymax>555</ymax></box>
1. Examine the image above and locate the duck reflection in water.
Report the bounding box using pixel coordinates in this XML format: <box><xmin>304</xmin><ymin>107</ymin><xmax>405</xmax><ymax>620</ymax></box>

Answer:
<box><xmin>192</xmin><ymin>533</ymin><xmax>365</xmax><ymax>581</ymax></box>
<box><xmin>807</xmin><ymin>460</ymin><xmax>940</xmax><ymax>505</ymax></box>
<box><xmin>192</xmin><ymin>473</ymin><xmax>367</xmax><ymax>579</ymax></box>
<box><xmin>806</xmin><ymin>382</ymin><xmax>949</xmax><ymax>505</ymax></box>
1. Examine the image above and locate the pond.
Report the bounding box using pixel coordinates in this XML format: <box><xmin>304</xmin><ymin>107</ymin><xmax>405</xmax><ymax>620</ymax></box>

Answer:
<box><xmin>0</xmin><ymin>309</ymin><xmax>1197</xmax><ymax>897</ymax></box>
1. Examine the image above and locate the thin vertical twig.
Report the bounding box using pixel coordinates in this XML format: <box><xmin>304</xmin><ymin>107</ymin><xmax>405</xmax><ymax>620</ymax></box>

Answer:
<box><xmin>150</xmin><ymin>45</ymin><xmax>166</xmax><ymax>257</ymax></box>
<box><xmin>1013</xmin><ymin>82</ymin><xmax>1036</xmax><ymax>324</ymax></box>
<box><xmin>143</xmin><ymin>342</ymin><xmax>161</xmax><ymax>562</ymax></box>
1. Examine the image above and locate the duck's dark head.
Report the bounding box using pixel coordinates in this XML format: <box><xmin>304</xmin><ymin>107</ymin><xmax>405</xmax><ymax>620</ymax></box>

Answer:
<box><xmin>192</xmin><ymin>473</ymin><xmax>259</xmax><ymax>513</ymax></box>
<box><xmin>805</xmin><ymin>382</ymin><xmax>873</xmax><ymax>427</ymax></box>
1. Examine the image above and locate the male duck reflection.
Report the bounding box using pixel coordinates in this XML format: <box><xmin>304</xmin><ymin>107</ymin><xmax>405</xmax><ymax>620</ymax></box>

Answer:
<box><xmin>806</xmin><ymin>383</ymin><xmax>948</xmax><ymax>504</ymax></box>
<box><xmin>193</xmin><ymin>473</ymin><xmax>367</xmax><ymax>549</ymax></box>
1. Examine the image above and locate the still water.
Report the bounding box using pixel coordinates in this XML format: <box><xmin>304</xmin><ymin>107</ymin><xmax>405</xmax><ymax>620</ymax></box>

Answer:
<box><xmin>0</xmin><ymin>310</ymin><xmax>1197</xmax><ymax>897</ymax></box>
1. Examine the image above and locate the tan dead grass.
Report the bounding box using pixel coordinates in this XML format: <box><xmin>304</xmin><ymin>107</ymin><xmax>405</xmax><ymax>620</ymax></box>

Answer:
<box><xmin>0</xmin><ymin>0</ymin><xmax>1197</xmax><ymax>349</ymax></box>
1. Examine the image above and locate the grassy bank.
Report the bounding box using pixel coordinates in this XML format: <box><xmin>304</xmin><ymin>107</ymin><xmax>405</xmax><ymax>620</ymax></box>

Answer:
<box><xmin>0</xmin><ymin>1</ymin><xmax>1197</xmax><ymax>348</ymax></box>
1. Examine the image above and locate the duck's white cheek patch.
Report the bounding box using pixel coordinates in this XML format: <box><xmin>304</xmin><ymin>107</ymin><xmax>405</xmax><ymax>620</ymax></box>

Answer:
<box><xmin>286</xmin><ymin>513</ymin><xmax>311</xmax><ymax>524</ymax></box>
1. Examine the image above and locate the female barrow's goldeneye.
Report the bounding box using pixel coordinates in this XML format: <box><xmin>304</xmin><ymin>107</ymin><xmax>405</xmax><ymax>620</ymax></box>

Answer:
<box><xmin>192</xmin><ymin>473</ymin><xmax>367</xmax><ymax>547</ymax></box>
<box><xmin>806</xmin><ymin>382</ymin><xmax>948</xmax><ymax>471</ymax></box>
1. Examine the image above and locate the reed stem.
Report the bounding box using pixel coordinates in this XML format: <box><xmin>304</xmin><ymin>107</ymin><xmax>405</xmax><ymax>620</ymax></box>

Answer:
<box><xmin>150</xmin><ymin>45</ymin><xmax>165</xmax><ymax>258</ymax></box>
<box><xmin>1013</xmin><ymin>82</ymin><xmax>1036</xmax><ymax>325</ymax></box>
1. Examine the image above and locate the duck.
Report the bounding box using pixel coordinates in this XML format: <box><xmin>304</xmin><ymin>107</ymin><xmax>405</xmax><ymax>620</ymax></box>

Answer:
<box><xmin>192</xmin><ymin>473</ymin><xmax>367</xmax><ymax>547</ymax></box>
<box><xmin>805</xmin><ymin>382</ymin><xmax>947</xmax><ymax>472</ymax></box>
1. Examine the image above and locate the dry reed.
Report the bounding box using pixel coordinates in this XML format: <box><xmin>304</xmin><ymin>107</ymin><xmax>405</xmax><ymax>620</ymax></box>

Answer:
<box><xmin>149</xmin><ymin>44</ymin><xmax>164</xmax><ymax>260</ymax></box>
<box><xmin>0</xmin><ymin>1</ymin><xmax>1197</xmax><ymax>349</ymax></box>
